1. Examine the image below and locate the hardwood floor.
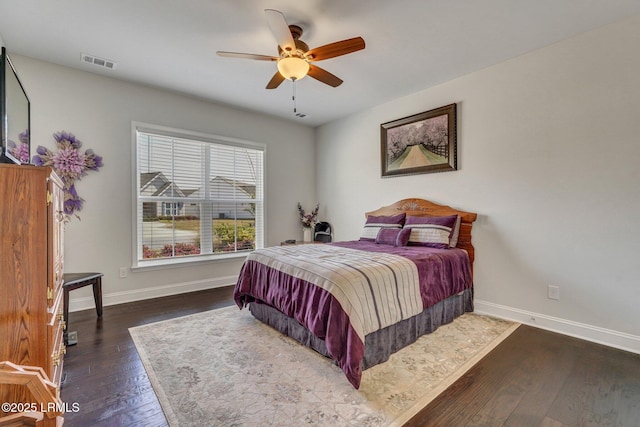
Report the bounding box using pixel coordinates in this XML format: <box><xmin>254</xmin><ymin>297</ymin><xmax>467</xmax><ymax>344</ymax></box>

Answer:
<box><xmin>60</xmin><ymin>287</ymin><xmax>640</xmax><ymax>427</ymax></box>
<box><xmin>61</xmin><ymin>286</ymin><xmax>235</xmax><ymax>427</ymax></box>
<box><xmin>406</xmin><ymin>326</ymin><xmax>640</xmax><ymax>427</ymax></box>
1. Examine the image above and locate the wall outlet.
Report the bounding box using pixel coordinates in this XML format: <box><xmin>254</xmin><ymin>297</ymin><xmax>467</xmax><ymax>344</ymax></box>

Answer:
<box><xmin>119</xmin><ymin>267</ymin><xmax>128</xmax><ymax>278</ymax></box>
<box><xmin>548</xmin><ymin>285</ymin><xmax>560</xmax><ymax>300</ymax></box>
<box><xmin>67</xmin><ymin>331</ymin><xmax>78</xmax><ymax>346</ymax></box>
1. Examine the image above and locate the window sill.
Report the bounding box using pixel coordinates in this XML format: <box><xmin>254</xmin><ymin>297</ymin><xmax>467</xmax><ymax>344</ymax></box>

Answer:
<box><xmin>131</xmin><ymin>251</ymin><xmax>251</xmax><ymax>272</ymax></box>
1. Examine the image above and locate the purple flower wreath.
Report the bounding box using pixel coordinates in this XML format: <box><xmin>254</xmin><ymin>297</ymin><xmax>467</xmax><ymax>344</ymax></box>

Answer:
<box><xmin>7</xmin><ymin>130</ymin><xmax>30</xmax><ymax>164</ymax></box>
<box><xmin>32</xmin><ymin>131</ymin><xmax>103</xmax><ymax>219</ymax></box>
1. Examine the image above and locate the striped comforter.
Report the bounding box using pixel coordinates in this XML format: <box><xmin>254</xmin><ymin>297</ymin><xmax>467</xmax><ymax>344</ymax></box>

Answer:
<box><xmin>247</xmin><ymin>244</ymin><xmax>423</xmax><ymax>343</ymax></box>
<box><xmin>234</xmin><ymin>241</ymin><xmax>473</xmax><ymax>388</ymax></box>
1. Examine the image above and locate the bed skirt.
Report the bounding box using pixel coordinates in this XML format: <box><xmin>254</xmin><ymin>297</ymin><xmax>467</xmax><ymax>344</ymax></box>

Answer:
<box><xmin>248</xmin><ymin>287</ymin><xmax>474</xmax><ymax>370</ymax></box>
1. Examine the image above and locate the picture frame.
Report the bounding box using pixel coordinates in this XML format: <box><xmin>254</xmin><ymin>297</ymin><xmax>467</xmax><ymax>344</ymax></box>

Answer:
<box><xmin>381</xmin><ymin>103</ymin><xmax>457</xmax><ymax>177</ymax></box>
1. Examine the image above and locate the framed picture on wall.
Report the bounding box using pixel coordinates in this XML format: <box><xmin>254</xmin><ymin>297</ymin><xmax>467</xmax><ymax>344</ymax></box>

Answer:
<box><xmin>381</xmin><ymin>103</ymin><xmax>457</xmax><ymax>177</ymax></box>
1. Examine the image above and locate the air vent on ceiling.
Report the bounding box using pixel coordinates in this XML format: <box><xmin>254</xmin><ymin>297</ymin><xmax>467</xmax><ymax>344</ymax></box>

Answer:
<box><xmin>80</xmin><ymin>53</ymin><xmax>117</xmax><ymax>70</ymax></box>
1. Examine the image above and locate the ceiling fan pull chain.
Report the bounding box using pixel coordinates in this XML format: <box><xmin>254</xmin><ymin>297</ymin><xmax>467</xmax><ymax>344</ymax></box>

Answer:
<box><xmin>291</xmin><ymin>79</ymin><xmax>306</xmax><ymax>118</ymax></box>
<box><xmin>292</xmin><ymin>78</ymin><xmax>297</xmax><ymax>114</ymax></box>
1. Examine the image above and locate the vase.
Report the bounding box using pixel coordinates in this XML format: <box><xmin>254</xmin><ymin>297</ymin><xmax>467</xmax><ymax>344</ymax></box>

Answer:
<box><xmin>303</xmin><ymin>227</ymin><xmax>312</xmax><ymax>243</ymax></box>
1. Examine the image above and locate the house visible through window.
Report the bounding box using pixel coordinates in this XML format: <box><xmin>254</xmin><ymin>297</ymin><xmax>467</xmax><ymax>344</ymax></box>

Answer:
<box><xmin>134</xmin><ymin>123</ymin><xmax>265</xmax><ymax>267</ymax></box>
<box><xmin>162</xmin><ymin>202</ymin><xmax>182</xmax><ymax>216</ymax></box>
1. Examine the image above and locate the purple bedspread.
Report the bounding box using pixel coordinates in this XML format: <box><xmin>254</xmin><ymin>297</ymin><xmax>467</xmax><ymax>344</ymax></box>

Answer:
<box><xmin>234</xmin><ymin>241</ymin><xmax>473</xmax><ymax>388</ymax></box>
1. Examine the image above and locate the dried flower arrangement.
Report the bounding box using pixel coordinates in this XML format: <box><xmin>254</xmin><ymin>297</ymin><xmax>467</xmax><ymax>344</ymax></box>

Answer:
<box><xmin>297</xmin><ymin>202</ymin><xmax>319</xmax><ymax>228</ymax></box>
<box><xmin>32</xmin><ymin>131</ymin><xmax>103</xmax><ymax>220</ymax></box>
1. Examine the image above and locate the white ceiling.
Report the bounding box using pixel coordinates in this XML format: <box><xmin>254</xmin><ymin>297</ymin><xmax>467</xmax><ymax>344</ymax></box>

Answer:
<box><xmin>1</xmin><ymin>0</ymin><xmax>640</xmax><ymax>127</ymax></box>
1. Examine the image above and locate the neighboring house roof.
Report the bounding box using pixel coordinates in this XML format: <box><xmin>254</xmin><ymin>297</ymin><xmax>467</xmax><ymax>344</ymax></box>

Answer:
<box><xmin>140</xmin><ymin>171</ymin><xmax>165</xmax><ymax>191</ymax></box>
<box><xmin>210</xmin><ymin>176</ymin><xmax>256</xmax><ymax>198</ymax></box>
<box><xmin>140</xmin><ymin>172</ymin><xmax>255</xmax><ymax>199</ymax></box>
<box><xmin>140</xmin><ymin>171</ymin><xmax>187</xmax><ymax>197</ymax></box>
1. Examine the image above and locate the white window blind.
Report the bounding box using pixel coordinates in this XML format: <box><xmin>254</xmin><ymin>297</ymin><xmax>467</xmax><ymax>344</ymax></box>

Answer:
<box><xmin>134</xmin><ymin>124</ymin><xmax>264</xmax><ymax>266</ymax></box>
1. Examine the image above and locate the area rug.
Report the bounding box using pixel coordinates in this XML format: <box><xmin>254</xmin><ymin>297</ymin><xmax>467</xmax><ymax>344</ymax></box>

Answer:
<box><xmin>129</xmin><ymin>306</ymin><xmax>518</xmax><ymax>427</ymax></box>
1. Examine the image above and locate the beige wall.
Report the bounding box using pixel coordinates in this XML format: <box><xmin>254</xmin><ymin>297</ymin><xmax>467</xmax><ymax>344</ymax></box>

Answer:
<box><xmin>316</xmin><ymin>15</ymin><xmax>640</xmax><ymax>351</ymax></box>
<box><xmin>11</xmin><ymin>54</ymin><xmax>316</xmax><ymax>306</ymax></box>
<box><xmin>9</xmin><ymin>13</ymin><xmax>640</xmax><ymax>352</ymax></box>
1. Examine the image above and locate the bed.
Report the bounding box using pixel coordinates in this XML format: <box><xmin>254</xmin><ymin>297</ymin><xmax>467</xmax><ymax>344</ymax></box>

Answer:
<box><xmin>234</xmin><ymin>198</ymin><xmax>477</xmax><ymax>388</ymax></box>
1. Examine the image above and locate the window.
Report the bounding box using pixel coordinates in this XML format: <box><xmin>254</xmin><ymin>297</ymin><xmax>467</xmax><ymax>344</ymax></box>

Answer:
<box><xmin>133</xmin><ymin>123</ymin><xmax>265</xmax><ymax>267</ymax></box>
<box><xmin>163</xmin><ymin>202</ymin><xmax>182</xmax><ymax>216</ymax></box>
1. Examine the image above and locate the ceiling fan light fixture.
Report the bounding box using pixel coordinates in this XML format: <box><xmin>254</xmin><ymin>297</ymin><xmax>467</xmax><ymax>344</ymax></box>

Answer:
<box><xmin>219</xmin><ymin>9</ymin><xmax>364</xmax><ymax>90</ymax></box>
<box><xmin>277</xmin><ymin>56</ymin><xmax>309</xmax><ymax>81</ymax></box>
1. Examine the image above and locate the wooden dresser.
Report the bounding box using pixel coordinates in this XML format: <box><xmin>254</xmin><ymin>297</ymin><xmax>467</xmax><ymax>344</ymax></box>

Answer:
<box><xmin>0</xmin><ymin>164</ymin><xmax>65</xmax><ymax>410</ymax></box>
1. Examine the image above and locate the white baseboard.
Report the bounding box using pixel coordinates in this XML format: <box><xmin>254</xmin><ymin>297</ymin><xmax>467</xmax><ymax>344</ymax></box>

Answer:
<box><xmin>68</xmin><ymin>276</ymin><xmax>237</xmax><ymax>313</ymax></box>
<box><xmin>475</xmin><ymin>299</ymin><xmax>640</xmax><ymax>355</ymax></box>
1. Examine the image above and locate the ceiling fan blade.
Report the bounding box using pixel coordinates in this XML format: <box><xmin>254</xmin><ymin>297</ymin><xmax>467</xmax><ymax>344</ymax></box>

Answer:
<box><xmin>307</xmin><ymin>64</ymin><xmax>343</xmax><ymax>87</ymax></box>
<box><xmin>216</xmin><ymin>51</ymin><xmax>278</xmax><ymax>61</ymax></box>
<box><xmin>265</xmin><ymin>9</ymin><xmax>296</xmax><ymax>54</ymax></box>
<box><xmin>305</xmin><ymin>37</ymin><xmax>365</xmax><ymax>61</ymax></box>
<box><xmin>266</xmin><ymin>72</ymin><xmax>285</xmax><ymax>89</ymax></box>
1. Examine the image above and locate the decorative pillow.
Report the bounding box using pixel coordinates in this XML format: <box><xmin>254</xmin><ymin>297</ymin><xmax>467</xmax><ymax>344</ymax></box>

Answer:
<box><xmin>360</xmin><ymin>213</ymin><xmax>406</xmax><ymax>241</ymax></box>
<box><xmin>449</xmin><ymin>215</ymin><xmax>462</xmax><ymax>247</ymax></box>
<box><xmin>396</xmin><ymin>227</ymin><xmax>411</xmax><ymax>246</ymax></box>
<box><xmin>404</xmin><ymin>215</ymin><xmax>458</xmax><ymax>249</ymax></box>
<box><xmin>375</xmin><ymin>227</ymin><xmax>411</xmax><ymax>247</ymax></box>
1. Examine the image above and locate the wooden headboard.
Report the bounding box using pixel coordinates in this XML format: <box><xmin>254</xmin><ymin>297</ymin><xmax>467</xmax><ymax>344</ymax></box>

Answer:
<box><xmin>365</xmin><ymin>198</ymin><xmax>478</xmax><ymax>267</ymax></box>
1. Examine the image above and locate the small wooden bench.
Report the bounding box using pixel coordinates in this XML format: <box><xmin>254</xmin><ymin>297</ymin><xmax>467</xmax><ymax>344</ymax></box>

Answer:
<box><xmin>63</xmin><ymin>273</ymin><xmax>104</xmax><ymax>345</ymax></box>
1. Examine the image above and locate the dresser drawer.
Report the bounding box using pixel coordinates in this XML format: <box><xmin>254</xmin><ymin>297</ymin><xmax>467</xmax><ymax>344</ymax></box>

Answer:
<box><xmin>48</xmin><ymin>291</ymin><xmax>65</xmax><ymax>387</ymax></box>
<box><xmin>50</xmin><ymin>324</ymin><xmax>65</xmax><ymax>389</ymax></box>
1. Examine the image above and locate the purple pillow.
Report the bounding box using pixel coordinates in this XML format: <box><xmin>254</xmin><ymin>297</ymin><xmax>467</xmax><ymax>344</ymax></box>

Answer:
<box><xmin>404</xmin><ymin>215</ymin><xmax>458</xmax><ymax>249</ymax></box>
<box><xmin>360</xmin><ymin>213</ymin><xmax>406</xmax><ymax>242</ymax></box>
<box><xmin>449</xmin><ymin>215</ymin><xmax>462</xmax><ymax>247</ymax></box>
<box><xmin>375</xmin><ymin>227</ymin><xmax>411</xmax><ymax>247</ymax></box>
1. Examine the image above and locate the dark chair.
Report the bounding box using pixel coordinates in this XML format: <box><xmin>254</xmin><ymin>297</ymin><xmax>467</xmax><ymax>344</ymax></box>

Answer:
<box><xmin>314</xmin><ymin>222</ymin><xmax>332</xmax><ymax>243</ymax></box>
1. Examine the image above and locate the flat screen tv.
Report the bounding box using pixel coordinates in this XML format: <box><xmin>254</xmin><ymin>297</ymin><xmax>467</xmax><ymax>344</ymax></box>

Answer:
<box><xmin>0</xmin><ymin>46</ymin><xmax>31</xmax><ymax>164</ymax></box>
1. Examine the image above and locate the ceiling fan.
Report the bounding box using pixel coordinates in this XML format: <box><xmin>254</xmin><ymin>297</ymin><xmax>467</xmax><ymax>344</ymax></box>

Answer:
<box><xmin>217</xmin><ymin>9</ymin><xmax>365</xmax><ymax>89</ymax></box>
